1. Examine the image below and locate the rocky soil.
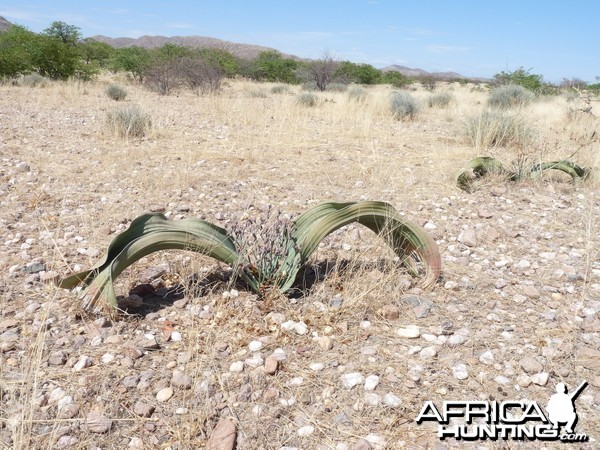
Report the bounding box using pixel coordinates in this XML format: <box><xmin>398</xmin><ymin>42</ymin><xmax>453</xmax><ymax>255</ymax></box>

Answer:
<box><xmin>0</xmin><ymin>80</ymin><xmax>599</xmax><ymax>449</ymax></box>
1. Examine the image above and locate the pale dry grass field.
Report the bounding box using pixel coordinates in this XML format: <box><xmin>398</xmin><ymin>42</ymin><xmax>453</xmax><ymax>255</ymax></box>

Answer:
<box><xmin>0</xmin><ymin>76</ymin><xmax>599</xmax><ymax>449</ymax></box>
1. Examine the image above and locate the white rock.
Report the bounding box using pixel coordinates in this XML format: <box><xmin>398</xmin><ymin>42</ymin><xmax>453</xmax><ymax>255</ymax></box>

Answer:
<box><xmin>229</xmin><ymin>361</ymin><xmax>244</xmax><ymax>373</ymax></box>
<box><xmin>175</xmin><ymin>407</ymin><xmax>189</xmax><ymax>415</ymax></box>
<box><xmin>360</xmin><ymin>320</ymin><xmax>371</xmax><ymax>329</ymax></box>
<box><xmin>309</xmin><ymin>363</ymin><xmax>325</xmax><ymax>372</ymax></box>
<box><xmin>170</xmin><ymin>331</ymin><xmax>182</xmax><ymax>342</ymax></box>
<box><xmin>383</xmin><ymin>393</ymin><xmax>402</xmax><ymax>407</ymax></box>
<box><xmin>452</xmin><ymin>363</ymin><xmax>469</xmax><ymax>380</ymax></box>
<box><xmin>419</xmin><ymin>346</ymin><xmax>437</xmax><ymax>358</ymax></box>
<box><xmin>517</xmin><ymin>374</ymin><xmax>532</xmax><ymax>387</ymax></box>
<box><xmin>156</xmin><ymin>387</ymin><xmax>174</xmax><ymax>402</ymax></box>
<box><xmin>289</xmin><ymin>376</ymin><xmax>304</xmax><ymax>386</ymax></box>
<box><xmin>128</xmin><ymin>437</ymin><xmax>144</xmax><ymax>449</ymax></box>
<box><xmin>340</xmin><ymin>372</ymin><xmax>364</xmax><ymax>389</ymax></box>
<box><xmin>516</xmin><ymin>260</ymin><xmax>531</xmax><ymax>269</ymax></box>
<box><xmin>248</xmin><ymin>340</ymin><xmax>263</xmax><ymax>352</ymax></box>
<box><xmin>281</xmin><ymin>320</ymin><xmax>296</xmax><ymax>332</ymax></box>
<box><xmin>297</xmin><ymin>425</ymin><xmax>314</xmax><ymax>437</ymax></box>
<box><xmin>494</xmin><ymin>375</ymin><xmax>510</xmax><ymax>385</ymax></box>
<box><xmin>57</xmin><ymin>395</ymin><xmax>73</xmax><ymax>410</ymax></box>
<box><xmin>397</xmin><ymin>325</ymin><xmax>420</xmax><ymax>338</ymax></box>
<box><xmin>48</xmin><ymin>387</ymin><xmax>67</xmax><ymax>405</ymax></box>
<box><xmin>447</xmin><ymin>334</ymin><xmax>467</xmax><ymax>347</ymax></box>
<box><xmin>364</xmin><ymin>375</ymin><xmax>380</xmax><ymax>391</ymax></box>
<box><xmin>364</xmin><ymin>393</ymin><xmax>381</xmax><ymax>406</ymax></box>
<box><xmin>244</xmin><ymin>355</ymin><xmax>264</xmax><ymax>367</ymax></box>
<box><xmin>294</xmin><ymin>321</ymin><xmax>309</xmax><ymax>335</ymax></box>
<box><xmin>73</xmin><ymin>355</ymin><xmax>93</xmax><ymax>372</ymax></box>
<box><xmin>101</xmin><ymin>353</ymin><xmax>115</xmax><ymax>364</ymax></box>
<box><xmin>531</xmin><ymin>372</ymin><xmax>549</xmax><ymax>386</ymax></box>
<box><xmin>366</xmin><ymin>433</ymin><xmax>387</xmax><ymax>449</ymax></box>
<box><xmin>479</xmin><ymin>350</ymin><xmax>495</xmax><ymax>365</ymax></box>
<box><xmin>271</xmin><ymin>348</ymin><xmax>287</xmax><ymax>361</ymax></box>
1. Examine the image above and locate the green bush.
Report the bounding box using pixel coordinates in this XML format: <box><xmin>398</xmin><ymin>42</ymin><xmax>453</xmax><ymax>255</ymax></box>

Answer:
<box><xmin>348</xmin><ymin>86</ymin><xmax>367</xmax><ymax>102</ymax></box>
<box><xmin>105</xmin><ymin>84</ymin><xmax>127</xmax><ymax>101</ymax></box>
<box><xmin>106</xmin><ymin>106</ymin><xmax>151</xmax><ymax>138</ymax></box>
<box><xmin>296</xmin><ymin>93</ymin><xmax>319</xmax><ymax>107</ymax></box>
<box><xmin>427</xmin><ymin>92</ymin><xmax>453</xmax><ymax>108</ymax></box>
<box><xmin>390</xmin><ymin>92</ymin><xmax>419</xmax><ymax>119</ymax></box>
<box><xmin>464</xmin><ymin>109</ymin><xmax>531</xmax><ymax>148</ymax></box>
<box><xmin>381</xmin><ymin>71</ymin><xmax>413</xmax><ymax>88</ymax></box>
<box><xmin>488</xmin><ymin>84</ymin><xmax>534</xmax><ymax>108</ymax></box>
<box><xmin>493</xmin><ymin>67</ymin><xmax>543</xmax><ymax>91</ymax></box>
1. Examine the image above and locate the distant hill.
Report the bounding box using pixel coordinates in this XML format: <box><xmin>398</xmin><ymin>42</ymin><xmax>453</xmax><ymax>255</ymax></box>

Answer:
<box><xmin>0</xmin><ymin>15</ymin><xmax>13</xmax><ymax>32</ymax></box>
<box><xmin>88</xmin><ymin>34</ymin><xmax>291</xmax><ymax>60</ymax></box>
<box><xmin>382</xmin><ymin>64</ymin><xmax>464</xmax><ymax>80</ymax></box>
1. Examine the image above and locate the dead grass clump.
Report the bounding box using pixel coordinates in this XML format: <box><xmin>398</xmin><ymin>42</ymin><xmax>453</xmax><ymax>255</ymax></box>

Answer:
<box><xmin>348</xmin><ymin>86</ymin><xmax>368</xmax><ymax>102</ymax></box>
<box><xmin>271</xmin><ymin>85</ymin><xmax>289</xmax><ymax>94</ymax></box>
<box><xmin>390</xmin><ymin>91</ymin><xmax>419</xmax><ymax>119</ymax></box>
<box><xmin>488</xmin><ymin>84</ymin><xmax>534</xmax><ymax>108</ymax></box>
<box><xmin>427</xmin><ymin>91</ymin><xmax>453</xmax><ymax>108</ymax></box>
<box><xmin>464</xmin><ymin>109</ymin><xmax>531</xmax><ymax>149</ymax></box>
<box><xmin>106</xmin><ymin>105</ymin><xmax>151</xmax><ymax>138</ymax></box>
<box><xmin>296</xmin><ymin>92</ymin><xmax>319</xmax><ymax>107</ymax></box>
<box><xmin>105</xmin><ymin>84</ymin><xmax>127</xmax><ymax>101</ymax></box>
<box><xmin>16</xmin><ymin>73</ymin><xmax>49</xmax><ymax>88</ymax></box>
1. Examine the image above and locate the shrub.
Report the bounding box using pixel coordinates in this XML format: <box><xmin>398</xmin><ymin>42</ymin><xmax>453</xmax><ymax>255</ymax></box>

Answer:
<box><xmin>301</xmin><ymin>81</ymin><xmax>319</xmax><ymax>91</ymax></box>
<box><xmin>250</xmin><ymin>89</ymin><xmax>268</xmax><ymax>98</ymax></box>
<box><xmin>19</xmin><ymin>73</ymin><xmax>48</xmax><ymax>87</ymax></box>
<box><xmin>325</xmin><ymin>82</ymin><xmax>347</xmax><ymax>92</ymax></box>
<box><xmin>106</xmin><ymin>106</ymin><xmax>151</xmax><ymax>138</ymax></box>
<box><xmin>105</xmin><ymin>84</ymin><xmax>127</xmax><ymax>101</ymax></box>
<box><xmin>464</xmin><ymin>109</ymin><xmax>530</xmax><ymax>148</ymax></box>
<box><xmin>427</xmin><ymin>92</ymin><xmax>453</xmax><ymax>108</ymax></box>
<box><xmin>348</xmin><ymin>86</ymin><xmax>367</xmax><ymax>102</ymax></box>
<box><xmin>390</xmin><ymin>92</ymin><xmax>419</xmax><ymax>119</ymax></box>
<box><xmin>493</xmin><ymin>67</ymin><xmax>543</xmax><ymax>91</ymax></box>
<box><xmin>296</xmin><ymin>93</ymin><xmax>319</xmax><ymax>107</ymax></box>
<box><xmin>488</xmin><ymin>84</ymin><xmax>534</xmax><ymax>108</ymax></box>
<box><xmin>271</xmin><ymin>85</ymin><xmax>289</xmax><ymax>94</ymax></box>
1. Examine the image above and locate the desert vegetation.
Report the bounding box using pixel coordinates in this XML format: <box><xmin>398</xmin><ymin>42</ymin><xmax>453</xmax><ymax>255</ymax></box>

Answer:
<box><xmin>0</xmin><ymin>18</ymin><xmax>599</xmax><ymax>450</ymax></box>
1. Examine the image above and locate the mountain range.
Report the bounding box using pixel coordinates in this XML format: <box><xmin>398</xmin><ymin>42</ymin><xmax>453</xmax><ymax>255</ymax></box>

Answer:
<box><xmin>1</xmin><ymin>16</ymin><xmax>474</xmax><ymax>80</ymax></box>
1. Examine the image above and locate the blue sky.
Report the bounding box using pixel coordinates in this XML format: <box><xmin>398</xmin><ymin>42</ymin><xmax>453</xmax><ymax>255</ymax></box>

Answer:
<box><xmin>1</xmin><ymin>1</ymin><xmax>598</xmax><ymax>82</ymax></box>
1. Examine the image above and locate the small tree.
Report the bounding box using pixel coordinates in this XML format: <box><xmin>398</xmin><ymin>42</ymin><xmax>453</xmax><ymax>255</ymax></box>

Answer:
<box><xmin>176</xmin><ymin>55</ymin><xmax>224</xmax><ymax>94</ymax></box>
<box><xmin>0</xmin><ymin>25</ymin><xmax>37</xmax><ymax>77</ymax></box>
<box><xmin>42</xmin><ymin>21</ymin><xmax>81</xmax><ymax>46</ymax></box>
<box><xmin>306</xmin><ymin>51</ymin><xmax>339</xmax><ymax>91</ymax></box>
<box><xmin>110</xmin><ymin>46</ymin><xmax>151</xmax><ymax>82</ymax></box>
<box><xmin>251</xmin><ymin>50</ymin><xmax>300</xmax><ymax>83</ymax></box>
<box><xmin>381</xmin><ymin>71</ymin><xmax>413</xmax><ymax>88</ymax></box>
<box><xmin>493</xmin><ymin>67</ymin><xmax>543</xmax><ymax>91</ymax></box>
<box><xmin>335</xmin><ymin>61</ymin><xmax>381</xmax><ymax>85</ymax></box>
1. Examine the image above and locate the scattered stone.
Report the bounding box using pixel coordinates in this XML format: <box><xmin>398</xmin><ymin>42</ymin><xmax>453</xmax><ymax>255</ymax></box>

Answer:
<box><xmin>309</xmin><ymin>362</ymin><xmax>325</xmax><ymax>372</ymax></box>
<box><xmin>248</xmin><ymin>340</ymin><xmax>263</xmax><ymax>352</ymax></box>
<box><xmin>383</xmin><ymin>393</ymin><xmax>402</xmax><ymax>407</ymax></box>
<box><xmin>264</xmin><ymin>356</ymin><xmax>279</xmax><ymax>375</ymax></box>
<box><xmin>494</xmin><ymin>375</ymin><xmax>510</xmax><ymax>385</ymax></box>
<box><xmin>205</xmin><ymin>418</ymin><xmax>236</xmax><ymax>450</ymax></box>
<box><xmin>56</xmin><ymin>436</ymin><xmax>79</xmax><ymax>448</ymax></box>
<box><xmin>364</xmin><ymin>375</ymin><xmax>380</xmax><ymax>391</ymax></box>
<box><xmin>353</xmin><ymin>438</ymin><xmax>372</xmax><ymax>450</ymax></box>
<box><xmin>452</xmin><ymin>363</ymin><xmax>469</xmax><ymax>380</ymax></box>
<box><xmin>458</xmin><ymin>228</ymin><xmax>478</xmax><ymax>247</ymax></box>
<box><xmin>170</xmin><ymin>331</ymin><xmax>182</xmax><ymax>342</ymax></box>
<box><xmin>73</xmin><ymin>355</ymin><xmax>93</xmax><ymax>371</ymax></box>
<box><xmin>294</xmin><ymin>321</ymin><xmax>309</xmax><ymax>335</ymax></box>
<box><xmin>317</xmin><ymin>336</ymin><xmax>333</xmax><ymax>350</ymax></box>
<box><xmin>229</xmin><ymin>361</ymin><xmax>244</xmax><ymax>373</ymax></box>
<box><xmin>517</xmin><ymin>374</ymin><xmax>532</xmax><ymax>387</ymax></box>
<box><xmin>447</xmin><ymin>334</ymin><xmax>467</xmax><ymax>347</ymax></box>
<box><xmin>522</xmin><ymin>285</ymin><xmax>540</xmax><ymax>299</ymax></box>
<box><xmin>340</xmin><ymin>372</ymin><xmax>364</xmax><ymax>389</ymax></box>
<box><xmin>297</xmin><ymin>425</ymin><xmax>314</xmax><ymax>437</ymax></box>
<box><xmin>519</xmin><ymin>356</ymin><xmax>543</xmax><ymax>374</ymax></box>
<box><xmin>172</xmin><ymin>370</ymin><xmax>193</xmax><ymax>389</ymax></box>
<box><xmin>531</xmin><ymin>373</ymin><xmax>549</xmax><ymax>386</ymax></box>
<box><xmin>156</xmin><ymin>387</ymin><xmax>174</xmax><ymax>402</ymax></box>
<box><xmin>419</xmin><ymin>346</ymin><xmax>437</xmax><ymax>358</ymax></box>
<box><xmin>397</xmin><ymin>325</ymin><xmax>420</xmax><ymax>338</ymax></box>
<box><xmin>380</xmin><ymin>304</ymin><xmax>399</xmax><ymax>320</ymax></box>
<box><xmin>48</xmin><ymin>351</ymin><xmax>67</xmax><ymax>366</ymax></box>
<box><xmin>364</xmin><ymin>393</ymin><xmax>381</xmax><ymax>406</ymax></box>
<box><xmin>85</xmin><ymin>411</ymin><xmax>112</xmax><ymax>433</ymax></box>
<box><xmin>133</xmin><ymin>401</ymin><xmax>155</xmax><ymax>417</ymax></box>
<box><xmin>479</xmin><ymin>350</ymin><xmax>494</xmax><ymax>365</ymax></box>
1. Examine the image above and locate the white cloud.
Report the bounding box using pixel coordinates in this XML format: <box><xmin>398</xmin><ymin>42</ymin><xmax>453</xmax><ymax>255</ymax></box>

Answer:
<box><xmin>425</xmin><ymin>44</ymin><xmax>472</xmax><ymax>53</ymax></box>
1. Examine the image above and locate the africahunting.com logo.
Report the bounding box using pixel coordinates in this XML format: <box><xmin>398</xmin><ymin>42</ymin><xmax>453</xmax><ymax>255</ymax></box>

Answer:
<box><xmin>416</xmin><ymin>381</ymin><xmax>589</xmax><ymax>442</ymax></box>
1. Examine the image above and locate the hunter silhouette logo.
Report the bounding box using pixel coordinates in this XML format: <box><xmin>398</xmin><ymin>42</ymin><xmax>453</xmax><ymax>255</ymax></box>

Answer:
<box><xmin>416</xmin><ymin>381</ymin><xmax>589</xmax><ymax>442</ymax></box>
<box><xmin>546</xmin><ymin>381</ymin><xmax>587</xmax><ymax>435</ymax></box>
